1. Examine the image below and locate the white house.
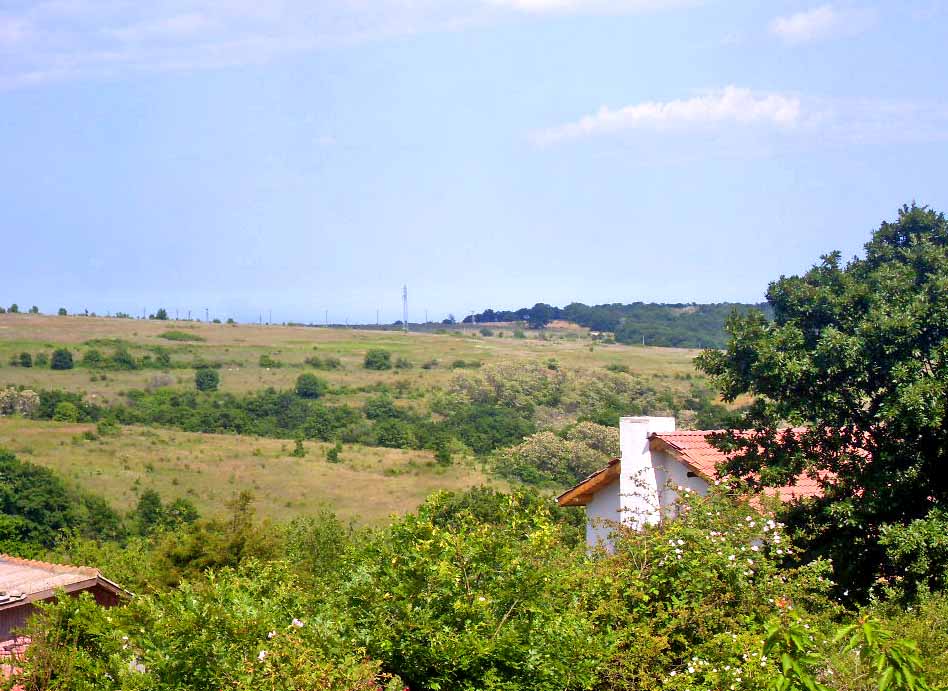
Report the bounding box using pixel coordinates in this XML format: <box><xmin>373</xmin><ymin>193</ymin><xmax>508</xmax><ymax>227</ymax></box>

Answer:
<box><xmin>556</xmin><ymin>416</ymin><xmax>822</xmax><ymax>549</ymax></box>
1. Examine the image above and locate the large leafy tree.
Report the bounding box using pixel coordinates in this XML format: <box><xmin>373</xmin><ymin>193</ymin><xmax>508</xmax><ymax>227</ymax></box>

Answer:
<box><xmin>696</xmin><ymin>204</ymin><xmax>948</xmax><ymax>595</ymax></box>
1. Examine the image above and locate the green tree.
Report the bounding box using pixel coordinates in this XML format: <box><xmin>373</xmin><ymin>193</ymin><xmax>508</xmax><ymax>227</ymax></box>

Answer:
<box><xmin>696</xmin><ymin>204</ymin><xmax>948</xmax><ymax>596</ymax></box>
<box><xmin>363</xmin><ymin>349</ymin><xmax>392</xmax><ymax>370</ymax></box>
<box><xmin>194</xmin><ymin>367</ymin><xmax>220</xmax><ymax>392</ymax></box>
<box><xmin>29</xmin><ymin>305</ymin><xmax>39</xmax><ymax>314</ymax></box>
<box><xmin>294</xmin><ymin>373</ymin><xmax>326</xmax><ymax>399</ymax></box>
<box><xmin>57</xmin><ymin>307</ymin><xmax>67</xmax><ymax>316</ymax></box>
<box><xmin>51</xmin><ymin>348</ymin><xmax>74</xmax><ymax>370</ymax></box>
<box><xmin>18</xmin><ymin>351</ymin><xmax>32</xmax><ymax>368</ymax></box>
<box><xmin>155</xmin><ymin>308</ymin><xmax>169</xmax><ymax>320</ymax></box>
<box><xmin>8</xmin><ymin>304</ymin><xmax>18</xmax><ymax>313</ymax></box>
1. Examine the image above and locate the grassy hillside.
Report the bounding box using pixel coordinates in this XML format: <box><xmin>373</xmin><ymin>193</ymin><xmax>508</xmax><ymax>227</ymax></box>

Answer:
<box><xmin>0</xmin><ymin>313</ymin><xmax>701</xmax><ymax>404</ymax></box>
<box><xmin>0</xmin><ymin>417</ymin><xmax>500</xmax><ymax>525</ymax></box>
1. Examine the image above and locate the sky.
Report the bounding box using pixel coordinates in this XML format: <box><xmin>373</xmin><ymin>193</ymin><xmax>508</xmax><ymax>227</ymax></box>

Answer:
<box><xmin>2</xmin><ymin>1</ymin><xmax>948</xmax><ymax>324</ymax></box>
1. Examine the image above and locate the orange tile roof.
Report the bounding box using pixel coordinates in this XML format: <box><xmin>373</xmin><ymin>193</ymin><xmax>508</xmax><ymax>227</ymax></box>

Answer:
<box><xmin>652</xmin><ymin>430</ymin><xmax>826</xmax><ymax>501</ymax></box>
<box><xmin>0</xmin><ymin>554</ymin><xmax>125</xmax><ymax>608</ymax></box>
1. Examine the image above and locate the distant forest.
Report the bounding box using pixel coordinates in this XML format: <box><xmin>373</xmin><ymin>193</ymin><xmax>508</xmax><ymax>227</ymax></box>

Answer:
<box><xmin>463</xmin><ymin>301</ymin><xmax>772</xmax><ymax>348</ymax></box>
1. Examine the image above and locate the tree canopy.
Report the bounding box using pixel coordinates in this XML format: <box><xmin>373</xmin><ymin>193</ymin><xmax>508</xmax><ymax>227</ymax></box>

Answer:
<box><xmin>697</xmin><ymin>204</ymin><xmax>948</xmax><ymax>595</ymax></box>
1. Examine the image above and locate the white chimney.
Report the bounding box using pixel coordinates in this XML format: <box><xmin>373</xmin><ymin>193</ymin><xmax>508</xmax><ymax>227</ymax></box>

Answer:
<box><xmin>618</xmin><ymin>416</ymin><xmax>676</xmax><ymax>528</ymax></box>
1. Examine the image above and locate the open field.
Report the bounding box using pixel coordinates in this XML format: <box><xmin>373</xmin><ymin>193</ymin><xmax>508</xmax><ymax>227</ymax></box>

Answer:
<box><xmin>0</xmin><ymin>416</ymin><xmax>502</xmax><ymax>525</ymax></box>
<box><xmin>0</xmin><ymin>313</ymin><xmax>703</xmax><ymax>405</ymax></box>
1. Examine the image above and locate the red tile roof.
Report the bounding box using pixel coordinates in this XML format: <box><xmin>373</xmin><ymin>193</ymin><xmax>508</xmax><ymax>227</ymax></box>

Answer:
<box><xmin>0</xmin><ymin>554</ymin><xmax>124</xmax><ymax>607</ymax></box>
<box><xmin>652</xmin><ymin>430</ymin><xmax>826</xmax><ymax>501</ymax></box>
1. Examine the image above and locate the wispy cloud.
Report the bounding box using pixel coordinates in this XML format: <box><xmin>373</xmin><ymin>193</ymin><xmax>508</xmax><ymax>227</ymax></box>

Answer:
<box><xmin>769</xmin><ymin>5</ymin><xmax>876</xmax><ymax>44</ymax></box>
<box><xmin>0</xmin><ymin>0</ymin><xmax>698</xmax><ymax>90</ymax></box>
<box><xmin>533</xmin><ymin>86</ymin><xmax>801</xmax><ymax>145</ymax></box>
<box><xmin>484</xmin><ymin>0</ymin><xmax>697</xmax><ymax>13</ymax></box>
<box><xmin>532</xmin><ymin>87</ymin><xmax>948</xmax><ymax>153</ymax></box>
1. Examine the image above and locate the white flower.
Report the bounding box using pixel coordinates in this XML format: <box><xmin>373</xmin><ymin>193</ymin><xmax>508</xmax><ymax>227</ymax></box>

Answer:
<box><xmin>267</xmin><ymin>631</ymin><xmax>276</xmax><ymax>639</ymax></box>
<box><xmin>258</xmin><ymin>650</ymin><xmax>267</xmax><ymax>661</ymax></box>
<box><xmin>728</xmin><ymin>554</ymin><xmax>736</xmax><ymax>561</ymax></box>
<box><xmin>291</xmin><ymin>618</ymin><xmax>304</xmax><ymax>628</ymax></box>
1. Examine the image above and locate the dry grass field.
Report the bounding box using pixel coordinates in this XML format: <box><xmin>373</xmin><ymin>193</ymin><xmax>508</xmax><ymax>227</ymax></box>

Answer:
<box><xmin>0</xmin><ymin>313</ymin><xmax>702</xmax><ymax>404</ymax></box>
<box><xmin>0</xmin><ymin>416</ymin><xmax>502</xmax><ymax>525</ymax></box>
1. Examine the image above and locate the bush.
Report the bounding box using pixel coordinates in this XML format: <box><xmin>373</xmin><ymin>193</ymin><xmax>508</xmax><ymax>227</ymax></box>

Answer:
<box><xmin>374</xmin><ymin>419</ymin><xmax>417</xmax><ymax>448</ymax></box>
<box><xmin>159</xmin><ymin>330</ymin><xmax>205</xmax><ymax>342</ymax></box>
<box><xmin>81</xmin><ymin>349</ymin><xmax>103</xmax><ymax>367</ymax></box>
<box><xmin>109</xmin><ymin>347</ymin><xmax>138</xmax><ymax>370</ymax></box>
<box><xmin>155</xmin><ymin>308</ymin><xmax>169</xmax><ymax>320</ymax></box>
<box><xmin>294</xmin><ymin>373</ymin><xmax>326</xmax><ymax>399</ymax></box>
<box><xmin>495</xmin><ymin>431</ymin><xmax>608</xmax><ymax>486</ymax></box>
<box><xmin>57</xmin><ymin>307</ymin><xmax>67</xmax><ymax>316</ymax></box>
<box><xmin>18</xmin><ymin>351</ymin><xmax>32</xmax><ymax>367</ymax></box>
<box><xmin>34</xmin><ymin>352</ymin><xmax>49</xmax><ymax>367</ymax></box>
<box><xmin>363</xmin><ymin>349</ymin><xmax>392</xmax><ymax>370</ymax></box>
<box><xmin>304</xmin><ymin>355</ymin><xmax>342</xmax><ymax>370</ymax></box>
<box><xmin>259</xmin><ymin>354</ymin><xmax>282</xmax><ymax>368</ymax></box>
<box><xmin>326</xmin><ymin>442</ymin><xmax>342</xmax><ymax>463</ymax></box>
<box><xmin>394</xmin><ymin>356</ymin><xmax>413</xmax><ymax>369</ymax></box>
<box><xmin>51</xmin><ymin>348</ymin><xmax>74</xmax><ymax>370</ymax></box>
<box><xmin>479</xmin><ymin>327</ymin><xmax>494</xmax><ymax>337</ymax></box>
<box><xmin>194</xmin><ymin>368</ymin><xmax>220</xmax><ymax>392</ymax></box>
<box><xmin>513</xmin><ymin>328</ymin><xmax>526</xmax><ymax>338</ymax></box>
<box><xmin>52</xmin><ymin>401</ymin><xmax>80</xmax><ymax>422</ymax></box>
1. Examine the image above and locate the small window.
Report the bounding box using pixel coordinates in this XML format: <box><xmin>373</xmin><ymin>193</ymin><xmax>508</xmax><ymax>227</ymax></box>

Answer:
<box><xmin>686</xmin><ymin>471</ymin><xmax>697</xmax><ymax>478</ymax></box>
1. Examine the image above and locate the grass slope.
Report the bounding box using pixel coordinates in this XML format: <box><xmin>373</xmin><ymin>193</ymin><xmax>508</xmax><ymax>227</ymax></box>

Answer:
<box><xmin>0</xmin><ymin>417</ymin><xmax>501</xmax><ymax>525</ymax></box>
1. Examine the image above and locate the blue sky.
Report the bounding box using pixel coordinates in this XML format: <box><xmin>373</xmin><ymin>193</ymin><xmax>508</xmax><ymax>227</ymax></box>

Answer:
<box><xmin>2</xmin><ymin>1</ymin><xmax>947</xmax><ymax>324</ymax></box>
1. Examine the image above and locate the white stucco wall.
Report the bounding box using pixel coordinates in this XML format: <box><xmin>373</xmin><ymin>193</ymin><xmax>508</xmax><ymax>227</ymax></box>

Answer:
<box><xmin>582</xmin><ymin>417</ymin><xmax>712</xmax><ymax>549</ymax></box>
<box><xmin>653</xmin><ymin>449</ymin><xmax>710</xmax><ymax>520</ymax></box>
<box><xmin>585</xmin><ymin>478</ymin><xmax>621</xmax><ymax>549</ymax></box>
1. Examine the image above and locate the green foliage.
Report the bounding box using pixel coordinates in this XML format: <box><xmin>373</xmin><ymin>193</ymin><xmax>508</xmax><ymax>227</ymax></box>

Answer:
<box><xmin>158</xmin><ymin>330</ymin><xmax>205</xmax><ymax>342</ymax></box>
<box><xmin>343</xmin><ymin>491</ymin><xmax>604</xmax><ymax>691</ymax></box>
<box><xmin>13</xmin><ymin>565</ymin><xmax>392</xmax><ymax>691</ymax></box>
<box><xmin>29</xmin><ymin>305</ymin><xmax>39</xmax><ymax>314</ymax></box>
<box><xmin>155</xmin><ymin>308</ymin><xmax>168</xmax><ymax>320</ymax></box>
<box><xmin>304</xmin><ymin>354</ymin><xmax>342</xmax><ymax>370</ymax></box>
<box><xmin>194</xmin><ymin>367</ymin><xmax>219</xmax><ymax>392</ymax></box>
<box><xmin>53</xmin><ymin>400</ymin><xmax>80</xmax><ymax>422</ymax></box>
<box><xmin>58</xmin><ymin>307</ymin><xmax>67</xmax><ymax>316</ymax></box>
<box><xmin>109</xmin><ymin>346</ymin><xmax>139</xmax><ymax>370</ymax></box>
<box><xmin>18</xmin><ymin>351</ymin><xmax>32</xmax><ymax>368</ymax></box>
<box><xmin>696</xmin><ymin>204</ymin><xmax>948</xmax><ymax>596</ymax></box>
<box><xmin>81</xmin><ymin>348</ymin><xmax>103</xmax><ymax>367</ymax></box>
<box><xmin>394</xmin><ymin>356</ymin><xmax>413</xmax><ymax>369</ymax></box>
<box><xmin>294</xmin><ymin>372</ymin><xmax>326</xmax><ymax>399</ymax></box>
<box><xmin>363</xmin><ymin>348</ymin><xmax>392</xmax><ymax>370</ymax></box>
<box><xmin>495</xmin><ymin>430</ymin><xmax>608</xmax><ymax>485</ymax></box>
<box><xmin>51</xmin><ymin>347</ymin><xmax>74</xmax><ymax>370</ymax></box>
<box><xmin>34</xmin><ymin>351</ymin><xmax>49</xmax><ymax>367</ymax></box>
<box><xmin>442</xmin><ymin>403</ymin><xmax>535</xmax><ymax>454</ymax></box>
<box><xmin>8</xmin><ymin>303</ymin><xmax>18</xmax><ymax>313</ymax></box>
<box><xmin>326</xmin><ymin>441</ymin><xmax>343</xmax><ymax>463</ymax></box>
<box><xmin>291</xmin><ymin>437</ymin><xmax>307</xmax><ymax>457</ymax></box>
<box><xmin>879</xmin><ymin>509</ymin><xmax>948</xmax><ymax>599</ymax></box>
<box><xmin>258</xmin><ymin>353</ymin><xmax>282</xmax><ymax>368</ymax></box>
<box><xmin>0</xmin><ymin>449</ymin><xmax>122</xmax><ymax>548</ymax></box>
<box><xmin>479</xmin><ymin>327</ymin><xmax>494</xmax><ymax>336</ymax></box>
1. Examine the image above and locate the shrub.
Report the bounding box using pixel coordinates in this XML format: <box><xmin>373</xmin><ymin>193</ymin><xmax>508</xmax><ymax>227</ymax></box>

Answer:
<box><xmin>57</xmin><ymin>307</ymin><xmax>67</xmax><ymax>316</ymax></box>
<box><xmin>29</xmin><ymin>305</ymin><xmax>39</xmax><ymax>314</ymax></box>
<box><xmin>495</xmin><ymin>431</ymin><xmax>608</xmax><ymax>486</ymax></box>
<box><xmin>343</xmin><ymin>492</ymin><xmax>603</xmax><ymax>691</ymax></box>
<box><xmin>34</xmin><ymin>352</ymin><xmax>49</xmax><ymax>367</ymax></box>
<box><xmin>8</xmin><ymin>304</ymin><xmax>18</xmax><ymax>313</ymax></box>
<box><xmin>159</xmin><ymin>330</ymin><xmax>205</xmax><ymax>342</ymax></box>
<box><xmin>479</xmin><ymin>327</ymin><xmax>494</xmax><ymax>337</ymax></box>
<box><xmin>363</xmin><ymin>349</ymin><xmax>392</xmax><ymax>370</ymax></box>
<box><xmin>304</xmin><ymin>355</ymin><xmax>342</xmax><ymax>370</ymax></box>
<box><xmin>81</xmin><ymin>349</ymin><xmax>104</xmax><ymax>367</ymax></box>
<box><xmin>52</xmin><ymin>401</ymin><xmax>80</xmax><ymax>422</ymax></box>
<box><xmin>109</xmin><ymin>347</ymin><xmax>138</xmax><ymax>370</ymax></box>
<box><xmin>513</xmin><ymin>328</ymin><xmax>526</xmax><ymax>338</ymax></box>
<box><xmin>259</xmin><ymin>354</ymin><xmax>282</xmax><ymax>368</ymax></box>
<box><xmin>51</xmin><ymin>348</ymin><xmax>74</xmax><ymax>370</ymax></box>
<box><xmin>326</xmin><ymin>442</ymin><xmax>342</xmax><ymax>463</ymax></box>
<box><xmin>194</xmin><ymin>368</ymin><xmax>220</xmax><ymax>392</ymax></box>
<box><xmin>294</xmin><ymin>373</ymin><xmax>326</xmax><ymax>399</ymax></box>
<box><xmin>18</xmin><ymin>351</ymin><xmax>32</xmax><ymax>368</ymax></box>
<box><xmin>155</xmin><ymin>308</ymin><xmax>168</xmax><ymax>320</ymax></box>
<box><xmin>291</xmin><ymin>438</ymin><xmax>307</xmax><ymax>457</ymax></box>
<box><xmin>394</xmin><ymin>356</ymin><xmax>413</xmax><ymax>369</ymax></box>
<box><xmin>374</xmin><ymin>419</ymin><xmax>417</xmax><ymax>448</ymax></box>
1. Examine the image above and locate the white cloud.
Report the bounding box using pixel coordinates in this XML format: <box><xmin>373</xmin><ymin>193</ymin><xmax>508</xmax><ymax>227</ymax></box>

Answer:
<box><xmin>109</xmin><ymin>13</ymin><xmax>210</xmax><ymax>43</ymax></box>
<box><xmin>769</xmin><ymin>5</ymin><xmax>875</xmax><ymax>44</ymax></box>
<box><xmin>533</xmin><ymin>86</ymin><xmax>801</xmax><ymax>145</ymax></box>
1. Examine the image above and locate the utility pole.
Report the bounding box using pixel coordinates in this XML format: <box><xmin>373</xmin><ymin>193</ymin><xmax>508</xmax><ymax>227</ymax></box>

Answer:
<box><xmin>425</xmin><ymin>309</ymin><xmax>428</xmax><ymax>324</ymax></box>
<box><xmin>325</xmin><ymin>309</ymin><xmax>329</xmax><ymax>326</ymax></box>
<box><xmin>402</xmin><ymin>285</ymin><xmax>408</xmax><ymax>333</ymax></box>
<box><xmin>187</xmin><ymin>310</ymin><xmax>191</xmax><ymax>321</ymax></box>
<box><xmin>205</xmin><ymin>307</ymin><xmax>209</xmax><ymax>323</ymax></box>
<box><xmin>268</xmin><ymin>309</ymin><xmax>272</xmax><ymax>325</ymax></box>
<box><xmin>376</xmin><ymin>308</ymin><xmax>380</xmax><ymax>326</ymax></box>
<box><xmin>175</xmin><ymin>309</ymin><xmax>179</xmax><ymax>320</ymax></box>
